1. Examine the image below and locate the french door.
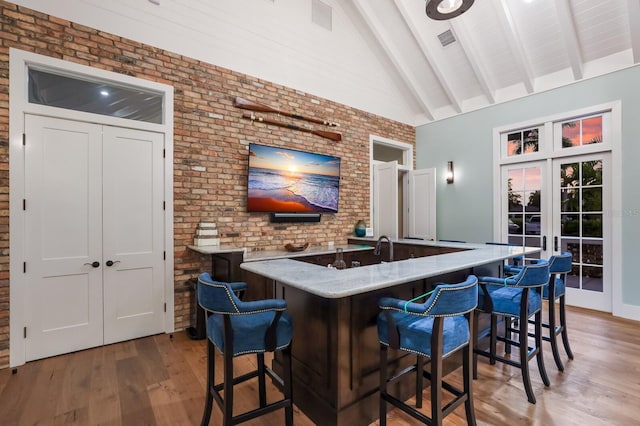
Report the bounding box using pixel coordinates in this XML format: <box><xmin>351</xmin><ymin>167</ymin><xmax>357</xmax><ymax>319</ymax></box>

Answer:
<box><xmin>553</xmin><ymin>153</ymin><xmax>611</xmax><ymax>311</ymax></box>
<box><xmin>24</xmin><ymin>115</ymin><xmax>166</xmax><ymax>361</ymax></box>
<box><xmin>501</xmin><ymin>153</ymin><xmax>611</xmax><ymax>311</ymax></box>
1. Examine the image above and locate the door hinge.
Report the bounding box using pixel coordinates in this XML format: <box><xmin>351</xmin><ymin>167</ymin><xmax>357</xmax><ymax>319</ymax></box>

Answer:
<box><xmin>163</xmin><ymin>148</ymin><xmax>166</xmax><ymax>158</ymax></box>
<box><xmin>163</xmin><ymin>251</ymin><xmax>166</xmax><ymax>260</ymax></box>
<box><xmin>163</xmin><ymin>201</ymin><xmax>166</xmax><ymax>210</ymax></box>
<box><xmin>22</xmin><ymin>133</ymin><xmax>26</xmax><ymax>146</ymax></box>
<box><xmin>23</xmin><ymin>262</ymin><xmax>26</xmax><ymax>273</ymax></box>
<box><xmin>164</xmin><ymin>303</ymin><xmax>167</xmax><ymax>313</ymax></box>
<box><xmin>23</xmin><ymin>327</ymin><xmax>27</xmax><ymax>338</ymax></box>
<box><xmin>23</xmin><ymin>199</ymin><xmax>26</xmax><ymax>211</ymax></box>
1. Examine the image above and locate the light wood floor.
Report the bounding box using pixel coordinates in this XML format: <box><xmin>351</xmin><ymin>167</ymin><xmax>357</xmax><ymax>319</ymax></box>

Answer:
<box><xmin>1</xmin><ymin>305</ymin><xmax>639</xmax><ymax>425</ymax></box>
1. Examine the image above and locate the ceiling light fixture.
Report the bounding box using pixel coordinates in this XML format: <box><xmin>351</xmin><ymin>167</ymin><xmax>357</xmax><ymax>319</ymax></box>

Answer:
<box><xmin>426</xmin><ymin>0</ymin><xmax>474</xmax><ymax>20</ymax></box>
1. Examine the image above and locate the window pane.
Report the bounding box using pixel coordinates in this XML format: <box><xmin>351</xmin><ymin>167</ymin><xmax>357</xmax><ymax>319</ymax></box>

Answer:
<box><xmin>561</xmin><ymin>188</ymin><xmax>579</xmax><ymax>212</ymax></box>
<box><xmin>28</xmin><ymin>68</ymin><xmax>163</xmax><ymax>124</ymax></box>
<box><xmin>583</xmin><ymin>240</ymin><xmax>603</xmax><ymax>265</ymax></box>
<box><xmin>582</xmin><ymin>266</ymin><xmax>603</xmax><ymax>292</ymax></box>
<box><xmin>564</xmin><ymin>239</ymin><xmax>581</xmax><ymax>263</ymax></box>
<box><xmin>509</xmin><ymin>214</ymin><xmax>522</xmax><ymax>234</ymax></box>
<box><xmin>525</xmin><ymin>190</ymin><xmax>541</xmax><ymax>211</ymax></box>
<box><xmin>561</xmin><ymin>214</ymin><xmax>579</xmax><ymax>236</ymax></box>
<box><xmin>582</xmin><ymin>187</ymin><xmax>602</xmax><ymax>212</ymax></box>
<box><xmin>582</xmin><ymin>214</ymin><xmax>602</xmax><ymax>238</ymax></box>
<box><xmin>507</xmin><ymin>132</ymin><xmax>522</xmax><ymax>157</ymax></box>
<box><xmin>582</xmin><ymin>160</ymin><xmax>602</xmax><ymax>186</ymax></box>
<box><xmin>525</xmin><ymin>214</ymin><xmax>541</xmax><ymax>235</ymax></box>
<box><xmin>561</xmin><ymin>116</ymin><xmax>603</xmax><ymax>148</ymax></box>
<box><xmin>523</xmin><ymin>128</ymin><xmax>539</xmax><ymax>153</ymax></box>
<box><xmin>508</xmin><ymin>235</ymin><xmax>524</xmax><ymax>246</ymax></box>
<box><xmin>524</xmin><ymin>236</ymin><xmax>542</xmax><ymax>250</ymax></box>
<box><xmin>562</xmin><ymin>120</ymin><xmax>580</xmax><ymax>147</ymax></box>
<box><xmin>524</xmin><ymin>167</ymin><xmax>541</xmax><ymax>190</ymax></box>
<box><xmin>509</xmin><ymin>191</ymin><xmax>524</xmax><ymax>212</ymax></box>
<box><xmin>561</xmin><ymin>163</ymin><xmax>580</xmax><ymax>187</ymax></box>
<box><xmin>582</xmin><ymin>116</ymin><xmax>602</xmax><ymax>145</ymax></box>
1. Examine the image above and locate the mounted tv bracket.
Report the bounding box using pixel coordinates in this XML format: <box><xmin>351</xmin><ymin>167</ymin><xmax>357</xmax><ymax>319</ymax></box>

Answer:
<box><xmin>270</xmin><ymin>212</ymin><xmax>322</xmax><ymax>223</ymax></box>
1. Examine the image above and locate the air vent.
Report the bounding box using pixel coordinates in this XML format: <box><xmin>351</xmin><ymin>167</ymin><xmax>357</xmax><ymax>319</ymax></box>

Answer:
<box><xmin>437</xmin><ymin>29</ymin><xmax>456</xmax><ymax>47</ymax></box>
<box><xmin>312</xmin><ymin>0</ymin><xmax>332</xmax><ymax>31</ymax></box>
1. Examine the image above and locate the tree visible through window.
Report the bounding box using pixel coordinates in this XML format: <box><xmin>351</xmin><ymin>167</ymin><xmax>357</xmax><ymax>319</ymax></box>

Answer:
<box><xmin>507</xmin><ymin>128</ymin><xmax>539</xmax><ymax>157</ymax></box>
<box><xmin>562</xmin><ymin>116</ymin><xmax>603</xmax><ymax>147</ymax></box>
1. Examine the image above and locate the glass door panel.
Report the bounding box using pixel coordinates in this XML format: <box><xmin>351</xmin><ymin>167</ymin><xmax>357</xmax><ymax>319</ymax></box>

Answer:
<box><xmin>502</xmin><ymin>162</ymin><xmax>547</xmax><ymax>258</ymax></box>
<box><xmin>554</xmin><ymin>154</ymin><xmax>610</xmax><ymax>311</ymax></box>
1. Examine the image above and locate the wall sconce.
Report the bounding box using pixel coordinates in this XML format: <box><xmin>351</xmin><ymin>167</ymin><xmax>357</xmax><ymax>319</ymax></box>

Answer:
<box><xmin>446</xmin><ymin>161</ymin><xmax>454</xmax><ymax>184</ymax></box>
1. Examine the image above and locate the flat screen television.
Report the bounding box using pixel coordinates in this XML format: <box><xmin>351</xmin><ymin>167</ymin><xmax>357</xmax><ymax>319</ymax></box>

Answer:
<box><xmin>247</xmin><ymin>143</ymin><xmax>341</xmax><ymax>213</ymax></box>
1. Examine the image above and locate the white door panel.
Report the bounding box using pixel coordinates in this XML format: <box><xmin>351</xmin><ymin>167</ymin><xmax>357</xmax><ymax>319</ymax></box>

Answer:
<box><xmin>102</xmin><ymin>126</ymin><xmax>164</xmax><ymax>344</ymax></box>
<box><xmin>553</xmin><ymin>154</ymin><xmax>611</xmax><ymax>312</ymax></box>
<box><xmin>373</xmin><ymin>161</ymin><xmax>398</xmax><ymax>239</ymax></box>
<box><xmin>24</xmin><ymin>115</ymin><xmax>103</xmax><ymax>361</ymax></box>
<box><xmin>407</xmin><ymin>169</ymin><xmax>436</xmax><ymax>240</ymax></box>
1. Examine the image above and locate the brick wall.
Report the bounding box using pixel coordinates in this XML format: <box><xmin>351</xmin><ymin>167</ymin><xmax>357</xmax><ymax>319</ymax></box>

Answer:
<box><xmin>0</xmin><ymin>1</ymin><xmax>415</xmax><ymax>369</ymax></box>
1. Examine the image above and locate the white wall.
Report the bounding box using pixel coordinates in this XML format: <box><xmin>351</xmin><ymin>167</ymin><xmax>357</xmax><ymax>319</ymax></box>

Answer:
<box><xmin>416</xmin><ymin>64</ymin><xmax>640</xmax><ymax>311</ymax></box>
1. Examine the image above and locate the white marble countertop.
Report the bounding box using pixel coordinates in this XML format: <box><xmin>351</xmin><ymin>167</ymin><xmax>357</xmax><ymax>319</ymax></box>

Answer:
<box><xmin>240</xmin><ymin>240</ymin><xmax>540</xmax><ymax>299</ymax></box>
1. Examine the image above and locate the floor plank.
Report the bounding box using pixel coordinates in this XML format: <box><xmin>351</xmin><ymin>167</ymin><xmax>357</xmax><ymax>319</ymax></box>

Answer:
<box><xmin>0</xmin><ymin>306</ymin><xmax>638</xmax><ymax>425</ymax></box>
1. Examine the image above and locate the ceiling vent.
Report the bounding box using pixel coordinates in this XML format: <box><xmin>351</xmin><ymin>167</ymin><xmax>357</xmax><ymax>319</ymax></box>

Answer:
<box><xmin>437</xmin><ymin>29</ymin><xmax>456</xmax><ymax>47</ymax></box>
<box><xmin>312</xmin><ymin>0</ymin><xmax>333</xmax><ymax>31</ymax></box>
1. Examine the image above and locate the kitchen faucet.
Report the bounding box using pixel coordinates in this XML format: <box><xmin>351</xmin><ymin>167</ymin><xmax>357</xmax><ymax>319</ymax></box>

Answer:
<box><xmin>374</xmin><ymin>235</ymin><xmax>394</xmax><ymax>262</ymax></box>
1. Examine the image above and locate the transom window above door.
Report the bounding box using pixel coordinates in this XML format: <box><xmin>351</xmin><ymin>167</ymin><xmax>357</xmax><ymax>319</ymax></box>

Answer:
<box><xmin>507</xmin><ymin>127</ymin><xmax>540</xmax><ymax>157</ymax></box>
<box><xmin>28</xmin><ymin>68</ymin><xmax>164</xmax><ymax>124</ymax></box>
<box><xmin>560</xmin><ymin>115</ymin><xmax>603</xmax><ymax>148</ymax></box>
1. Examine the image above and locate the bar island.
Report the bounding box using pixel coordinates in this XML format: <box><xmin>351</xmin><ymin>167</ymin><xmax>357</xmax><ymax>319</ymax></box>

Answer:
<box><xmin>237</xmin><ymin>240</ymin><xmax>538</xmax><ymax>426</ymax></box>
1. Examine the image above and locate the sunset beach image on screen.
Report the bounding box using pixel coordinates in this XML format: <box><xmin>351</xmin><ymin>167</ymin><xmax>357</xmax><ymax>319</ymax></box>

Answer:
<box><xmin>247</xmin><ymin>143</ymin><xmax>341</xmax><ymax>213</ymax></box>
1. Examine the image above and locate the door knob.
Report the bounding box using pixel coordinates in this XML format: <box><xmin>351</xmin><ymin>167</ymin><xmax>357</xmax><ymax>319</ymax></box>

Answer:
<box><xmin>106</xmin><ymin>260</ymin><xmax>121</xmax><ymax>267</ymax></box>
<box><xmin>84</xmin><ymin>261</ymin><xmax>100</xmax><ymax>268</ymax></box>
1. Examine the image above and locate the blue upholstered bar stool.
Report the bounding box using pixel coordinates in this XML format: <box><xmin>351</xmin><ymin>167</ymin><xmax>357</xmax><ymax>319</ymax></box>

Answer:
<box><xmin>377</xmin><ymin>275</ymin><xmax>478</xmax><ymax>426</ymax></box>
<box><xmin>474</xmin><ymin>261</ymin><xmax>551</xmax><ymax>404</ymax></box>
<box><xmin>197</xmin><ymin>272</ymin><xmax>293</xmax><ymax>426</ymax></box>
<box><xmin>507</xmin><ymin>252</ymin><xmax>574</xmax><ymax>371</ymax></box>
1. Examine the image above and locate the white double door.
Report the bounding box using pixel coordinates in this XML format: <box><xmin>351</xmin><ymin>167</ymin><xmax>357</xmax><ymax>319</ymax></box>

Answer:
<box><xmin>373</xmin><ymin>161</ymin><xmax>436</xmax><ymax>240</ymax></box>
<box><xmin>24</xmin><ymin>115</ymin><xmax>165</xmax><ymax>361</ymax></box>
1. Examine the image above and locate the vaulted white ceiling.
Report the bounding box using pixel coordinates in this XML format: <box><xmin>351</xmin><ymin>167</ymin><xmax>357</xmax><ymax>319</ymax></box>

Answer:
<box><xmin>350</xmin><ymin>0</ymin><xmax>640</xmax><ymax>125</ymax></box>
<box><xmin>12</xmin><ymin>0</ymin><xmax>640</xmax><ymax>126</ymax></box>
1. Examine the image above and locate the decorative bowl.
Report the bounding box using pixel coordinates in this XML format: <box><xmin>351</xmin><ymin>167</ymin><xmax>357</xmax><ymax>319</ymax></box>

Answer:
<box><xmin>285</xmin><ymin>242</ymin><xmax>309</xmax><ymax>252</ymax></box>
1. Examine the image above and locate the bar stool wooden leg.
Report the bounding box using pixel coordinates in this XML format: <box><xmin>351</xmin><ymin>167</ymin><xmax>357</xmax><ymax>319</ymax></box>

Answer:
<box><xmin>257</xmin><ymin>353</ymin><xmax>267</xmax><ymax>407</ymax></box>
<box><xmin>379</xmin><ymin>344</ymin><xmax>389</xmax><ymax>426</ymax></box>
<box><xmin>223</xmin><ymin>349</ymin><xmax>234</xmax><ymax>426</ymax></box>
<box><xmin>535</xmin><ymin>310</ymin><xmax>550</xmax><ymax>387</ymax></box>
<box><xmin>464</xmin><ymin>313</ymin><xmax>477</xmax><ymax>426</ymax></box>
<box><xmin>518</xmin><ymin>307</ymin><xmax>536</xmax><ymax>404</ymax></box>
<box><xmin>283</xmin><ymin>345</ymin><xmax>294</xmax><ymax>426</ymax></box>
<box><xmin>548</xmin><ymin>294</ymin><xmax>565</xmax><ymax>371</ymax></box>
<box><xmin>201</xmin><ymin>340</ymin><xmax>215</xmax><ymax>426</ymax></box>
<box><xmin>559</xmin><ymin>295</ymin><xmax>574</xmax><ymax>360</ymax></box>
<box><xmin>416</xmin><ymin>355</ymin><xmax>424</xmax><ymax>408</ymax></box>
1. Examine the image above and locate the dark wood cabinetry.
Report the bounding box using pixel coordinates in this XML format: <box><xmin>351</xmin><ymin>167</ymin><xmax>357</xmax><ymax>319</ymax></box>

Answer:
<box><xmin>245</xmin><ymin>258</ymin><xmax>471</xmax><ymax>426</ymax></box>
